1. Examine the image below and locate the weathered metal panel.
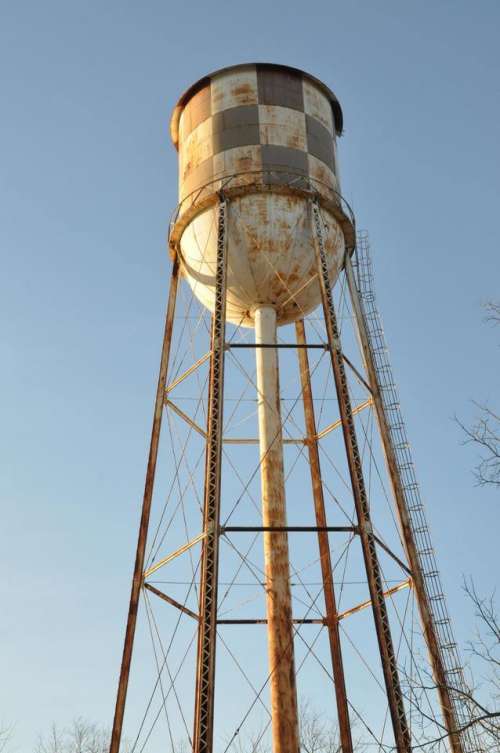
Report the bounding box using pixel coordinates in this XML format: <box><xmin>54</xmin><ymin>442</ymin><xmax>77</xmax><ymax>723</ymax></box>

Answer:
<box><xmin>179</xmin><ymin>115</ymin><xmax>213</xmax><ymax>181</ymax></box>
<box><xmin>181</xmin><ymin>85</ymin><xmax>212</xmax><ymax>138</ymax></box>
<box><xmin>170</xmin><ymin>63</ymin><xmax>344</xmax><ymax>148</ymax></box>
<box><xmin>179</xmin><ymin>193</ymin><xmax>345</xmax><ymax>327</ymax></box>
<box><xmin>213</xmin><ymin>144</ymin><xmax>262</xmax><ymax>186</ymax></box>
<box><xmin>174</xmin><ymin>63</ymin><xmax>345</xmax><ymax>211</ymax></box>
<box><xmin>307</xmin><ymin>153</ymin><xmax>337</xmax><ymax>191</ymax></box>
<box><xmin>258</xmin><ymin>104</ymin><xmax>307</xmax><ymax>150</ymax></box>
<box><xmin>303</xmin><ymin>76</ymin><xmax>335</xmax><ymax>134</ymax></box>
<box><xmin>257</xmin><ymin>65</ymin><xmax>305</xmax><ymax>111</ymax></box>
<box><xmin>211</xmin><ymin>66</ymin><xmax>259</xmax><ymax>114</ymax></box>
<box><xmin>260</xmin><ymin>143</ymin><xmax>309</xmax><ymax>174</ymax></box>
<box><xmin>305</xmin><ymin>113</ymin><xmax>336</xmax><ymax>170</ymax></box>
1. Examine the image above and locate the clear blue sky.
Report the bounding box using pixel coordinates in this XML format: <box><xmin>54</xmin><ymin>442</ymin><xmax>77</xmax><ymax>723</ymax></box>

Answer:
<box><xmin>1</xmin><ymin>1</ymin><xmax>499</xmax><ymax>749</ymax></box>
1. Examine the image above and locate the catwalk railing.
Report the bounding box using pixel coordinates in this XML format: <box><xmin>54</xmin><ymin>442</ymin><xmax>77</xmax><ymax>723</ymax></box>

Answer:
<box><xmin>352</xmin><ymin>232</ymin><xmax>482</xmax><ymax>752</ymax></box>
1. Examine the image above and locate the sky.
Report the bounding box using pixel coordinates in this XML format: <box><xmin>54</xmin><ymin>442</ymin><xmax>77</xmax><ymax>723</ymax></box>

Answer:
<box><xmin>1</xmin><ymin>0</ymin><xmax>499</xmax><ymax>750</ymax></box>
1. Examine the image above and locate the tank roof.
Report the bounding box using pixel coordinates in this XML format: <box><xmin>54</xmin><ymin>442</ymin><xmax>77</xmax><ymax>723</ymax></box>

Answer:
<box><xmin>170</xmin><ymin>62</ymin><xmax>344</xmax><ymax>148</ymax></box>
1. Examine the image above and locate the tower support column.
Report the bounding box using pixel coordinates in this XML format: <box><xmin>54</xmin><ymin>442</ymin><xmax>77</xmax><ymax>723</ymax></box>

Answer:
<box><xmin>193</xmin><ymin>197</ymin><xmax>229</xmax><ymax>753</ymax></box>
<box><xmin>254</xmin><ymin>305</ymin><xmax>300</xmax><ymax>753</ymax></box>
<box><xmin>109</xmin><ymin>258</ymin><xmax>180</xmax><ymax>753</ymax></box>
<box><xmin>311</xmin><ymin>199</ymin><xmax>411</xmax><ymax>753</ymax></box>
<box><xmin>295</xmin><ymin>319</ymin><xmax>353</xmax><ymax>753</ymax></box>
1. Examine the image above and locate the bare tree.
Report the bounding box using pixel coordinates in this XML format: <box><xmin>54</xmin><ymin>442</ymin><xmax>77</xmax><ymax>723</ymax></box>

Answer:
<box><xmin>459</xmin><ymin>579</ymin><xmax>500</xmax><ymax>748</ymax></box>
<box><xmin>35</xmin><ymin>720</ymin><xmax>120</xmax><ymax>753</ymax></box>
<box><xmin>0</xmin><ymin>725</ymin><xmax>13</xmax><ymax>753</ymax></box>
<box><xmin>224</xmin><ymin>700</ymin><xmax>365</xmax><ymax>753</ymax></box>
<box><xmin>299</xmin><ymin>700</ymin><xmax>341</xmax><ymax>753</ymax></box>
<box><xmin>401</xmin><ymin>580</ymin><xmax>500</xmax><ymax>752</ymax></box>
<box><xmin>457</xmin><ymin>402</ymin><xmax>500</xmax><ymax>488</ymax></box>
<box><xmin>457</xmin><ymin>302</ymin><xmax>500</xmax><ymax>489</ymax></box>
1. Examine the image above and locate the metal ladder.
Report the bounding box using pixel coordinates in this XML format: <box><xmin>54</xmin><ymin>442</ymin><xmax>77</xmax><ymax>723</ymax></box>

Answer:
<box><xmin>352</xmin><ymin>232</ymin><xmax>482</xmax><ymax>752</ymax></box>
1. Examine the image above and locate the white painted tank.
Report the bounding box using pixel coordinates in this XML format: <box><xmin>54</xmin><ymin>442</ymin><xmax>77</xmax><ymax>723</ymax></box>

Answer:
<box><xmin>169</xmin><ymin>63</ymin><xmax>353</xmax><ymax>326</ymax></box>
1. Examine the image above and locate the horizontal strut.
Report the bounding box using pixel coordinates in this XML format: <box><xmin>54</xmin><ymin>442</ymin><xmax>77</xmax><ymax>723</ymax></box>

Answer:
<box><xmin>221</xmin><ymin>525</ymin><xmax>357</xmax><ymax>533</ymax></box>
<box><xmin>217</xmin><ymin>618</ymin><xmax>324</xmax><ymax>625</ymax></box>
<box><xmin>216</xmin><ymin>582</ymin><xmax>412</xmax><ymax>626</ymax></box>
<box><xmin>223</xmin><ymin>437</ymin><xmax>304</xmax><ymax>446</ymax></box>
<box><xmin>227</xmin><ymin>343</ymin><xmax>373</xmax><ymax>393</ymax></box>
<box><xmin>227</xmin><ymin>343</ymin><xmax>327</xmax><ymax>349</ymax></box>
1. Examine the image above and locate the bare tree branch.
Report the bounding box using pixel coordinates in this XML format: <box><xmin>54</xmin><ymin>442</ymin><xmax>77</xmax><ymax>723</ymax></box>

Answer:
<box><xmin>483</xmin><ymin>301</ymin><xmax>500</xmax><ymax>327</ymax></box>
<box><xmin>456</xmin><ymin>300</ymin><xmax>500</xmax><ymax>488</ymax></box>
<box><xmin>0</xmin><ymin>725</ymin><xmax>13</xmax><ymax>753</ymax></box>
<box><xmin>403</xmin><ymin>580</ymin><xmax>500</xmax><ymax>751</ymax></box>
<box><xmin>35</xmin><ymin>720</ymin><xmax>129</xmax><ymax>753</ymax></box>
<box><xmin>456</xmin><ymin>402</ymin><xmax>500</xmax><ymax>487</ymax></box>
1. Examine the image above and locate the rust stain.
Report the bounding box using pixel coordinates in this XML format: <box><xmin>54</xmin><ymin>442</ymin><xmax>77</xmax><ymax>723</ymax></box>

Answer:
<box><xmin>287</xmin><ymin>134</ymin><xmax>302</xmax><ymax>149</ymax></box>
<box><xmin>232</xmin><ymin>83</ymin><xmax>253</xmax><ymax>98</ymax></box>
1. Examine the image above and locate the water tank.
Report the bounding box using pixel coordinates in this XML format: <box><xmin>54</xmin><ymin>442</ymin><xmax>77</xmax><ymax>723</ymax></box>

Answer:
<box><xmin>169</xmin><ymin>63</ymin><xmax>354</xmax><ymax>327</ymax></box>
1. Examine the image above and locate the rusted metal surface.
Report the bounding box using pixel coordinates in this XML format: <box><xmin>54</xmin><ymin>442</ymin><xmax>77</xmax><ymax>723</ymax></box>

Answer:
<box><xmin>193</xmin><ymin>198</ymin><xmax>228</xmax><ymax>753</ymax></box>
<box><xmin>217</xmin><ymin>618</ymin><xmax>324</xmax><ymax>625</ymax></box>
<box><xmin>344</xmin><ymin>255</ymin><xmax>465</xmax><ymax>753</ymax></box>
<box><xmin>168</xmin><ymin>173</ymin><xmax>356</xmax><ymax>259</ymax></box>
<box><xmin>171</xmin><ymin>62</ymin><xmax>344</xmax><ymax>145</ymax></box>
<box><xmin>165</xmin><ymin>351</ymin><xmax>211</xmax><ymax>394</ymax></box>
<box><xmin>109</xmin><ymin>258</ymin><xmax>180</xmax><ymax>753</ymax></box>
<box><xmin>165</xmin><ymin>399</ymin><xmax>207</xmax><ymax>439</ymax></box>
<box><xmin>311</xmin><ymin>200</ymin><xmax>412</xmax><ymax>753</ymax></box>
<box><xmin>372</xmin><ymin>534</ymin><xmax>413</xmax><ymax>577</ymax></box>
<box><xmin>144</xmin><ymin>583</ymin><xmax>200</xmax><ymax>622</ymax></box>
<box><xmin>222</xmin><ymin>525</ymin><xmax>356</xmax><ymax>533</ymax></box>
<box><xmin>337</xmin><ymin>580</ymin><xmax>412</xmax><ymax>622</ymax></box>
<box><xmin>170</xmin><ymin>63</ymin><xmax>354</xmax><ymax>332</ymax></box>
<box><xmin>143</xmin><ymin>531</ymin><xmax>207</xmax><ymax>579</ymax></box>
<box><xmin>254</xmin><ymin>305</ymin><xmax>300</xmax><ymax>753</ymax></box>
<box><xmin>295</xmin><ymin>319</ymin><xmax>353</xmax><ymax>753</ymax></box>
<box><xmin>179</xmin><ymin>192</ymin><xmax>345</xmax><ymax>327</ymax></box>
<box><xmin>316</xmin><ymin>396</ymin><xmax>373</xmax><ymax>440</ymax></box>
<box><xmin>216</xmin><ymin>579</ymin><xmax>412</xmax><ymax>625</ymax></box>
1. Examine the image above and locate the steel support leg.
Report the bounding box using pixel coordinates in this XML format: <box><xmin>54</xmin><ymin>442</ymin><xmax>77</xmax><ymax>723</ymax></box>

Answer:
<box><xmin>295</xmin><ymin>319</ymin><xmax>353</xmax><ymax>753</ymax></box>
<box><xmin>311</xmin><ymin>200</ymin><xmax>412</xmax><ymax>753</ymax></box>
<box><xmin>344</xmin><ymin>254</ymin><xmax>464</xmax><ymax>753</ymax></box>
<box><xmin>109</xmin><ymin>258</ymin><xmax>180</xmax><ymax>753</ymax></box>
<box><xmin>193</xmin><ymin>197</ymin><xmax>228</xmax><ymax>753</ymax></box>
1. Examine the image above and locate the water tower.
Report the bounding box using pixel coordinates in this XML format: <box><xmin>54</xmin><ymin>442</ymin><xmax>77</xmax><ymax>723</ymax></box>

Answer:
<box><xmin>108</xmin><ymin>64</ymin><xmax>479</xmax><ymax>753</ymax></box>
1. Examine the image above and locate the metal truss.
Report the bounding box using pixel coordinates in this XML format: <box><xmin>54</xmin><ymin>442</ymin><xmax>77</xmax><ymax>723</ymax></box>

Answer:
<box><xmin>109</xmin><ymin>183</ymin><xmax>477</xmax><ymax>753</ymax></box>
<box><xmin>192</xmin><ymin>195</ymin><xmax>229</xmax><ymax>753</ymax></box>
<box><xmin>311</xmin><ymin>198</ymin><xmax>412</xmax><ymax>753</ymax></box>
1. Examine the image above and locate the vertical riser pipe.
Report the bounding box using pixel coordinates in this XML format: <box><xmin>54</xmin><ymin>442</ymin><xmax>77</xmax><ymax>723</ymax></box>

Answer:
<box><xmin>254</xmin><ymin>305</ymin><xmax>300</xmax><ymax>753</ymax></box>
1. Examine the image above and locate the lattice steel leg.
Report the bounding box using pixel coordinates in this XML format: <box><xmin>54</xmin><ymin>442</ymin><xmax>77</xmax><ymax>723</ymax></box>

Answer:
<box><xmin>109</xmin><ymin>259</ymin><xmax>180</xmax><ymax>753</ymax></box>
<box><xmin>193</xmin><ymin>196</ymin><xmax>229</xmax><ymax>753</ymax></box>
<box><xmin>311</xmin><ymin>199</ymin><xmax>412</xmax><ymax>753</ymax></box>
